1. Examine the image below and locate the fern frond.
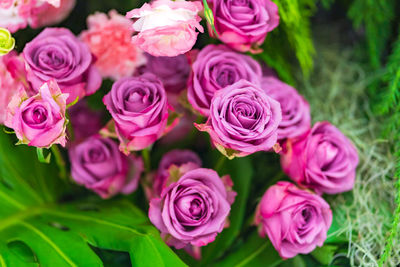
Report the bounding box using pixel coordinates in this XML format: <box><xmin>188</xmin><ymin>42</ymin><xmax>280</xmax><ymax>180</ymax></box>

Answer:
<box><xmin>348</xmin><ymin>0</ymin><xmax>396</xmax><ymax>69</ymax></box>
<box><xmin>273</xmin><ymin>0</ymin><xmax>316</xmax><ymax>77</ymax></box>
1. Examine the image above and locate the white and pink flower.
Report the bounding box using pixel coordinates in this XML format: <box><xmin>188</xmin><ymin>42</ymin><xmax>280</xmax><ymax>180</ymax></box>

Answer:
<box><xmin>126</xmin><ymin>0</ymin><xmax>204</xmax><ymax>57</ymax></box>
<box><xmin>0</xmin><ymin>0</ymin><xmax>75</xmax><ymax>32</ymax></box>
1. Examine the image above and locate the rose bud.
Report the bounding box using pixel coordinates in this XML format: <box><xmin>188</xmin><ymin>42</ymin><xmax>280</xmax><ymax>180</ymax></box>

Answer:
<box><xmin>80</xmin><ymin>10</ymin><xmax>146</xmax><ymax>81</ymax></box>
<box><xmin>209</xmin><ymin>0</ymin><xmax>279</xmax><ymax>53</ymax></box>
<box><xmin>149</xmin><ymin>168</ymin><xmax>236</xmax><ymax>249</ymax></box>
<box><xmin>139</xmin><ymin>53</ymin><xmax>190</xmax><ymax>94</ymax></box>
<box><xmin>5</xmin><ymin>79</ymin><xmax>68</xmax><ymax>148</ymax></box>
<box><xmin>23</xmin><ymin>27</ymin><xmax>102</xmax><ymax>104</ymax></box>
<box><xmin>261</xmin><ymin>76</ymin><xmax>311</xmax><ymax>141</ymax></box>
<box><xmin>281</xmin><ymin>122</ymin><xmax>359</xmax><ymax>194</ymax></box>
<box><xmin>69</xmin><ymin>135</ymin><xmax>144</xmax><ymax>199</ymax></box>
<box><xmin>255</xmin><ymin>181</ymin><xmax>332</xmax><ymax>259</ymax></box>
<box><xmin>187</xmin><ymin>44</ymin><xmax>262</xmax><ymax>116</ymax></box>
<box><xmin>126</xmin><ymin>0</ymin><xmax>204</xmax><ymax>57</ymax></box>
<box><xmin>68</xmin><ymin>100</ymin><xmax>104</xmax><ymax>142</ymax></box>
<box><xmin>196</xmin><ymin>80</ymin><xmax>282</xmax><ymax>159</ymax></box>
<box><xmin>151</xmin><ymin>149</ymin><xmax>202</xmax><ymax>198</ymax></box>
<box><xmin>0</xmin><ymin>27</ymin><xmax>15</xmax><ymax>55</ymax></box>
<box><xmin>102</xmin><ymin>73</ymin><xmax>179</xmax><ymax>153</ymax></box>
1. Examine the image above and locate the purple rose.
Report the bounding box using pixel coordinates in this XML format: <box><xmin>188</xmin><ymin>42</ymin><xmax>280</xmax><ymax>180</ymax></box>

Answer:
<box><xmin>196</xmin><ymin>80</ymin><xmax>282</xmax><ymax>159</ymax></box>
<box><xmin>153</xmin><ymin>149</ymin><xmax>202</xmax><ymax>197</ymax></box>
<box><xmin>103</xmin><ymin>73</ymin><xmax>178</xmax><ymax>153</ymax></box>
<box><xmin>23</xmin><ymin>28</ymin><xmax>102</xmax><ymax>104</ymax></box>
<box><xmin>209</xmin><ymin>0</ymin><xmax>279</xmax><ymax>53</ymax></box>
<box><xmin>149</xmin><ymin>168</ymin><xmax>236</xmax><ymax>249</ymax></box>
<box><xmin>68</xmin><ymin>100</ymin><xmax>104</xmax><ymax>142</ymax></box>
<box><xmin>140</xmin><ymin>53</ymin><xmax>190</xmax><ymax>94</ymax></box>
<box><xmin>5</xmin><ymin>80</ymin><xmax>68</xmax><ymax>148</ymax></box>
<box><xmin>187</xmin><ymin>44</ymin><xmax>262</xmax><ymax>116</ymax></box>
<box><xmin>281</xmin><ymin>122</ymin><xmax>359</xmax><ymax>194</ymax></box>
<box><xmin>261</xmin><ymin>77</ymin><xmax>311</xmax><ymax>140</ymax></box>
<box><xmin>69</xmin><ymin>135</ymin><xmax>144</xmax><ymax>199</ymax></box>
<box><xmin>255</xmin><ymin>182</ymin><xmax>332</xmax><ymax>259</ymax></box>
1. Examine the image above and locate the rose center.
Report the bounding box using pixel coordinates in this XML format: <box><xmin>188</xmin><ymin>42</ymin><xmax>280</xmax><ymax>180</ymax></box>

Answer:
<box><xmin>124</xmin><ymin>88</ymin><xmax>153</xmax><ymax>112</ymax></box>
<box><xmin>316</xmin><ymin>140</ymin><xmax>339</xmax><ymax>171</ymax></box>
<box><xmin>88</xmin><ymin>148</ymin><xmax>105</xmax><ymax>163</ymax></box>
<box><xmin>189</xmin><ymin>199</ymin><xmax>203</xmax><ymax>217</ymax></box>
<box><xmin>32</xmin><ymin>107</ymin><xmax>47</xmax><ymax>124</ymax></box>
<box><xmin>216</xmin><ymin>68</ymin><xmax>236</xmax><ymax>87</ymax></box>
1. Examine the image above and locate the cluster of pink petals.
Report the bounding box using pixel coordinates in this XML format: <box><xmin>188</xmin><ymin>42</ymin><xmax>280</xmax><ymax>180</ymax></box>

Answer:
<box><xmin>126</xmin><ymin>0</ymin><xmax>204</xmax><ymax>57</ymax></box>
<box><xmin>81</xmin><ymin>10</ymin><xmax>146</xmax><ymax>80</ymax></box>
<box><xmin>5</xmin><ymin>79</ymin><xmax>68</xmax><ymax>148</ymax></box>
<box><xmin>0</xmin><ymin>52</ymin><xmax>23</xmax><ymax>124</ymax></box>
<box><xmin>0</xmin><ymin>0</ymin><xmax>76</xmax><ymax>33</ymax></box>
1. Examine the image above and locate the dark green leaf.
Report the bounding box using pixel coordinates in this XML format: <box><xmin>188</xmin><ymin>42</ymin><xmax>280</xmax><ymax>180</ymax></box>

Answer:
<box><xmin>0</xmin><ymin>132</ymin><xmax>186</xmax><ymax>267</ymax></box>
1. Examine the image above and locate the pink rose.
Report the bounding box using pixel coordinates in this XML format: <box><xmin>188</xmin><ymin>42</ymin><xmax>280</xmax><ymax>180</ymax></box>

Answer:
<box><xmin>280</xmin><ymin>122</ymin><xmax>359</xmax><ymax>194</ymax></box>
<box><xmin>261</xmin><ymin>77</ymin><xmax>311</xmax><ymax>140</ymax></box>
<box><xmin>196</xmin><ymin>80</ymin><xmax>281</xmax><ymax>159</ymax></box>
<box><xmin>149</xmin><ymin>168</ymin><xmax>236</xmax><ymax>249</ymax></box>
<box><xmin>209</xmin><ymin>0</ymin><xmax>279</xmax><ymax>53</ymax></box>
<box><xmin>126</xmin><ymin>0</ymin><xmax>204</xmax><ymax>57</ymax></box>
<box><xmin>254</xmin><ymin>182</ymin><xmax>332</xmax><ymax>259</ymax></box>
<box><xmin>69</xmin><ymin>135</ymin><xmax>144</xmax><ymax>199</ymax></box>
<box><xmin>81</xmin><ymin>10</ymin><xmax>146</xmax><ymax>80</ymax></box>
<box><xmin>5</xmin><ymin>79</ymin><xmax>68</xmax><ymax>148</ymax></box>
<box><xmin>102</xmin><ymin>74</ymin><xmax>178</xmax><ymax>153</ymax></box>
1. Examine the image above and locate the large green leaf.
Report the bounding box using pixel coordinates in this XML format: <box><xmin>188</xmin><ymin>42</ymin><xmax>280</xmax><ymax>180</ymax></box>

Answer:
<box><xmin>215</xmin><ymin>231</ymin><xmax>282</xmax><ymax>267</ymax></box>
<box><xmin>0</xmin><ymin>133</ymin><xmax>186</xmax><ymax>267</ymax></box>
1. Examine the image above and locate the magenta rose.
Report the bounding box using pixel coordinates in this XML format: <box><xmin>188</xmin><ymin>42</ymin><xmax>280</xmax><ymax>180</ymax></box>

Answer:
<box><xmin>69</xmin><ymin>135</ymin><xmax>144</xmax><ymax>199</ymax></box>
<box><xmin>188</xmin><ymin>44</ymin><xmax>262</xmax><ymax>116</ymax></box>
<box><xmin>209</xmin><ymin>0</ymin><xmax>279</xmax><ymax>52</ymax></box>
<box><xmin>261</xmin><ymin>77</ymin><xmax>311</xmax><ymax>140</ymax></box>
<box><xmin>255</xmin><ymin>181</ymin><xmax>332</xmax><ymax>259</ymax></box>
<box><xmin>23</xmin><ymin>28</ymin><xmax>102</xmax><ymax>104</ymax></box>
<box><xmin>5</xmin><ymin>79</ymin><xmax>68</xmax><ymax>148</ymax></box>
<box><xmin>196</xmin><ymin>80</ymin><xmax>281</xmax><ymax>159</ymax></box>
<box><xmin>103</xmin><ymin>73</ymin><xmax>178</xmax><ymax>153</ymax></box>
<box><xmin>281</xmin><ymin>122</ymin><xmax>359</xmax><ymax>194</ymax></box>
<box><xmin>149</xmin><ymin>168</ymin><xmax>236</xmax><ymax>249</ymax></box>
<box><xmin>140</xmin><ymin>53</ymin><xmax>190</xmax><ymax>94</ymax></box>
<box><xmin>153</xmin><ymin>149</ymin><xmax>202</xmax><ymax>197</ymax></box>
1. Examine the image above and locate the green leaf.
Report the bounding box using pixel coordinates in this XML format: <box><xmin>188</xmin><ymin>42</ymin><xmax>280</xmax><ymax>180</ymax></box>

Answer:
<box><xmin>200</xmin><ymin>157</ymin><xmax>253</xmax><ymax>264</ymax></box>
<box><xmin>215</xmin><ymin>231</ymin><xmax>283</xmax><ymax>267</ymax></box>
<box><xmin>311</xmin><ymin>245</ymin><xmax>338</xmax><ymax>265</ymax></box>
<box><xmin>0</xmin><ymin>132</ymin><xmax>186</xmax><ymax>267</ymax></box>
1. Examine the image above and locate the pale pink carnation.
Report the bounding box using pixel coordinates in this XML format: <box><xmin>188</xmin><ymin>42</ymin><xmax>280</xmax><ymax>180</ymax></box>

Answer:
<box><xmin>81</xmin><ymin>10</ymin><xmax>146</xmax><ymax>80</ymax></box>
<box><xmin>126</xmin><ymin>0</ymin><xmax>204</xmax><ymax>57</ymax></box>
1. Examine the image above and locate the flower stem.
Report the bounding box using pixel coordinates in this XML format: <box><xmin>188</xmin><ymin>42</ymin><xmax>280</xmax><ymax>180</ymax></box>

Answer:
<box><xmin>214</xmin><ymin>154</ymin><xmax>227</xmax><ymax>173</ymax></box>
<box><xmin>66</xmin><ymin>112</ymin><xmax>74</xmax><ymax>142</ymax></box>
<box><xmin>51</xmin><ymin>145</ymin><xmax>67</xmax><ymax>181</ymax></box>
<box><xmin>142</xmin><ymin>148</ymin><xmax>151</xmax><ymax>173</ymax></box>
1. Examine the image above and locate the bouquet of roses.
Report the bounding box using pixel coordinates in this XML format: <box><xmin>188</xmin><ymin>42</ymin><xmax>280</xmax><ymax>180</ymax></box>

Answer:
<box><xmin>1</xmin><ymin>0</ymin><xmax>398</xmax><ymax>266</ymax></box>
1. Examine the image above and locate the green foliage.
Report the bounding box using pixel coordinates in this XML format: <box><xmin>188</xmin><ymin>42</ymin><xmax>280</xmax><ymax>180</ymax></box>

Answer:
<box><xmin>348</xmin><ymin>0</ymin><xmax>396</xmax><ymax>69</ymax></box>
<box><xmin>0</xmin><ymin>133</ymin><xmax>185</xmax><ymax>267</ymax></box>
<box><xmin>271</xmin><ymin>0</ymin><xmax>316</xmax><ymax>77</ymax></box>
<box><xmin>214</xmin><ymin>231</ymin><xmax>282</xmax><ymax>267</ymax></box>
